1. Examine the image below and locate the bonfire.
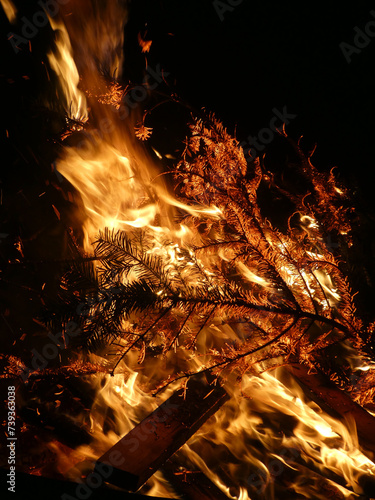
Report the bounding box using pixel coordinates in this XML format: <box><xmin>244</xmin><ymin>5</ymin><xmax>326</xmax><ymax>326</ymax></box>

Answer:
<box><xmin>1</xmin><ymin>1</ymin><xmax>375</xmax><ymax>499</ymax></box>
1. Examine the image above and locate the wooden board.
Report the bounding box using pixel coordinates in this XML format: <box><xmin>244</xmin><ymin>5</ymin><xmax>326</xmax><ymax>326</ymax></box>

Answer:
<box><xmin>95</xmin><ymin>377</ymin><xmax>229</xmax><ymax>491</ymax></box>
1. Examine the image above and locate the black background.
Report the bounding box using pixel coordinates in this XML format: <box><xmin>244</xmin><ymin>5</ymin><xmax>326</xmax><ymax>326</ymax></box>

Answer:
<box><xmin>124</xmin><ymin>1</ymin><xmax>375</xmax><ymax>202</ymax></box>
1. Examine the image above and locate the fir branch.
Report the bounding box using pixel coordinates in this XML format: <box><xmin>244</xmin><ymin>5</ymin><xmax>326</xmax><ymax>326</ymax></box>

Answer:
<box><xmin>45</xmin><ymin>110</ymin><xmax>368</xmax><ymax>392</ymax></box>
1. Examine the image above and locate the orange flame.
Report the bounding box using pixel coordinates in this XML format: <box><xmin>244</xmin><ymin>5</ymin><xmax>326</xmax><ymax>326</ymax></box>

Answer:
<box><xmin>0</xmin><ymin>0</ymin><xmax>17</xmax><ymax>23</ymax></box>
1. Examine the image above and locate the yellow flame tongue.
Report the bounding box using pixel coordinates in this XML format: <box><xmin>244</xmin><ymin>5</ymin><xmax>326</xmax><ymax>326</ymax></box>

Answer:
<box><xmin>55</xmin><ymin>139</ymin><xmax>162</xmax><ymax>250</ymax></box>
<box><xmin>47</xmin><ymin>16</ymin><xmax>88</xmax><ymax>122</ymax></box>
<box><xmin>0</xmin><ymin>0</ymin><xmax>17</xmax><ymax>23</ymax></box>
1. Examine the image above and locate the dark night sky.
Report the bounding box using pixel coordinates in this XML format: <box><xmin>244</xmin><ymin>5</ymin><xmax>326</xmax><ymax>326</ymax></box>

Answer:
<box><xmin>2</xmin><ymin>1</ymin><xmax>375</xmax><ymax>198</ymax></box>
<box><xmin>123</xmin><ymin>1</ymin><xmax>375</xmax><ymax>204</ymax></box>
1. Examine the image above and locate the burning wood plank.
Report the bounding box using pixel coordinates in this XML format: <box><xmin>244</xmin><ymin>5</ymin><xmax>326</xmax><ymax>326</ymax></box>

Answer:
<box><xmin>95</xmin><ymin>377</ymin><xmax>229</xmax><ymax>491</ymax></box>
<box><xmin>286</xmin><ymin>363</ymin><xmax>375</xmax><ymax>457</ymax></box>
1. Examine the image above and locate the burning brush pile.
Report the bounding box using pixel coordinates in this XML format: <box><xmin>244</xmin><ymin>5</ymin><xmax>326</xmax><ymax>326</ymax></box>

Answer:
<box><xmin>2</xmin><ymin>1</ymin><xmax>375</xmax><ymax>499</ymax></box>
